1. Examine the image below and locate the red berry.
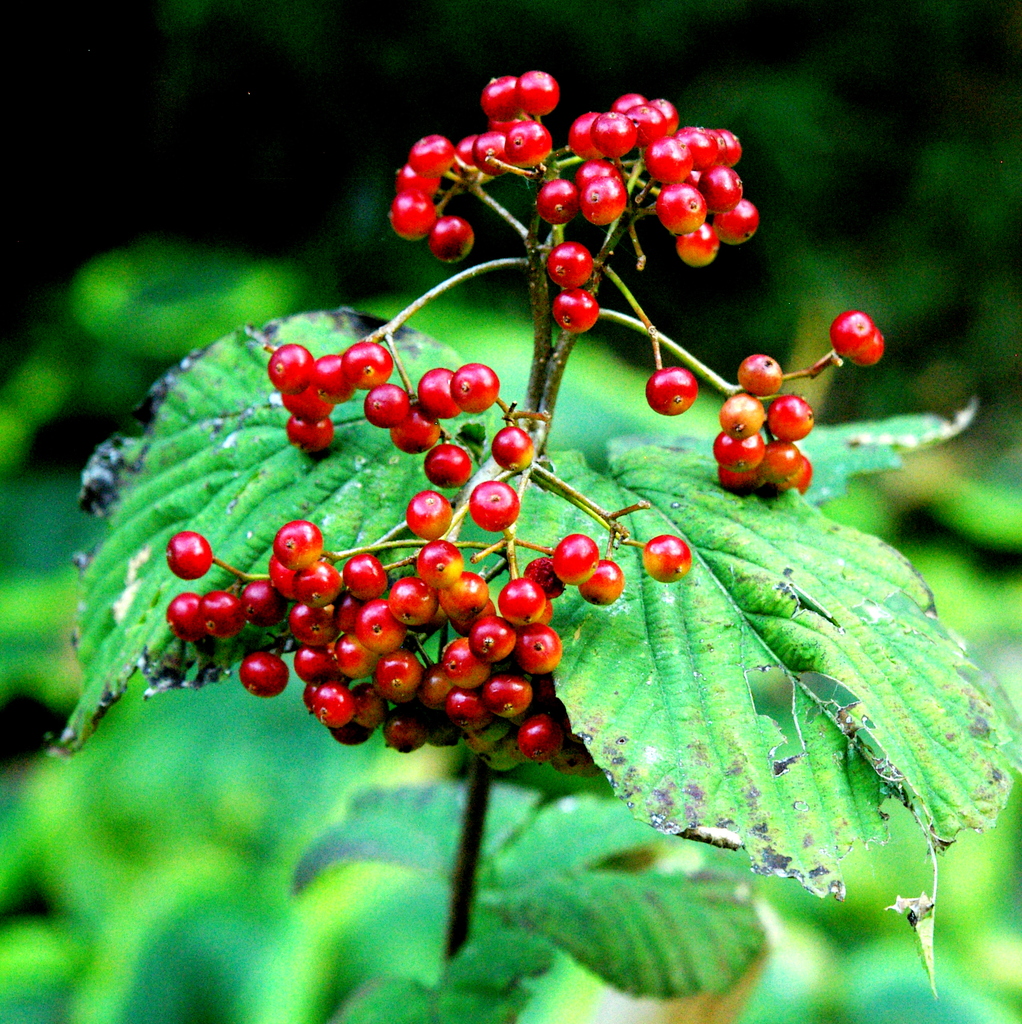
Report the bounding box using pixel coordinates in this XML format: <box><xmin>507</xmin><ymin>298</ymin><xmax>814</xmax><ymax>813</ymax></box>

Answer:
<box><xmin>383</xmin><ymin>709</ymin><xmax>430</xmax><ymax>752</ymax></box>
<box><xmin>490</xmin><ymin>426</ymin><xmax>534</xmax><ymax>471</ymax></box>
<box><xmin>577</xmin><ymin>559</ymin><xmax>625</xmax><ymax>605</ymax></box>
<box><xmin>568</xmin><ymin>112</ymin><xmax>602</xmax><ymax>160</ymax></box>
<box><xmin>675</xmin><ymin>223</ymin><xmax>720</xmax><ymax>267</ymax></box>
<box><xmin>536</xmin><ymin>179</ymin><xmax>579</xmax><ymax>225</ymax></box>
<box><xmin>342</xmin><ymin>553</ymin><xmax>388</xmax><ymax>601</ymax></box>
<box><xmin>505</xmin><ymin>121</ymin><xmax>552</xmax><ymax>167</ymax></box>
<box><xmin>200</xmin><ymin>590</ymin><xmax>246</xmax><ymax>638</ymax></box>
<box><xmin>523</xmin><ymin>556</ymin><xmax>565</xmax><ymax>599</ymax></box>
<box><xmin>239</xmin><ymin>652</ymin><xmax>289</xmax><ymax>697</ymax></box>
<box><xmin>498</xmin><ymin>577</ymin><xmax>547</xmax><ymax>627</ymax></box>
<box><xmin>333</xmin><ymin>593</ymin><xmax>362</xmax><ymax>634</ymax></box>
<box><xmin>335</xmin><ymin>633</ymin><xmax>378</xmax><ymax>679</ymax></box>
<box><xmin>294</xmin><ymin>645</ymin><xmax>341</xmax><ymax>685</ymax></box>
<box><xmin>268</xmin><ymin>556</ymin><xmax>299</xmax><ymax>600</ymax></box>
<box><xmin>311</xmin><ymin>354</ymin><xmax>356</xmax><ymax>405</ymax></box>
<box><xmin>718</xmin><ymin>465</ymin><xmax>760</xmax><ymax>495</ymax></box>
<box><xmin>267</xmin><ymin>344</ymin><xmax>314</xmax><ymax>395</ymax></box>
<box><xmin>649</xmin><ymin>99</ymin><xmax>680</xmax><ymax>135</ymax></box>
<box><xmin>719</xmin><ymin>393</ymin><xmax>766</xmax><ymax>439</ymax></box>
<box><xmin>674</xmin><ymin>127</ymin><xmax>719</xmax><ymax>171</ymax></box>
<box><xmin>240</xmin><ymin>579</ymin><xmax>287</xmax><ymax>626</ymax></box>
<box><xmin>450</xmin><ymin>363</ymin><xmax>500</xmax><ymax>413</ymax></box>
<box><xmin>373</xmin><ymin>649</ymin><xmax>424</xmax><ymax>703</ymax></box>
<box><xmin>355</xmin><ymin>599</ymin><xmax>407</xmax><ymax>654</ymax></box>
<box><xmin>591</xmin><ymin>111</ymin><xmax>638</xmax><ymax>158</ymax></box>
<box><xmin>438</xmin><ymin>571</ymin><xmax>490</xmax><ymax>620</ymax></box>
<box><xmin>737</xmin><ymin>354</ymin><xmax>783</xmax><ymax>397</ymax></box>
<box><xmin>473</xmin><ymin>131</ymin><xmax>509</xmax><ymax>175</ymax></box>
<box><xmin>552</xmin><ymin>289</ymin><xmax>600</xmax><ymax>333</ymax></box>
<box><xmin>645</xmin><ymin>366</ymin><xmax>698</xmax><ymax>416</ymax></box>
<box><xmin>389</xmin><ymin>404</ymin><xmax>441</xmax><ymax>454</ymax></box>
<box><xmin>406</xmin><ymin>490</ymin><xmax>453</xmax><ymax>541</ymax></box>
<box><xmin>428</xmin><ymin>216</ymin><xmax>475</xmax><ymax>263</ymax></box>
<box><xmin>516</xmin><ymin>71</ymin><xmax>560</xmax><ymax>115</ymax></box>
<box><xmin>454</xmin><ymin>135</ymin><xmax>479</xmax><ymax>171</ymax></box>
<box><xmin>289</xmin><ymin>603</ymin><xmax>339</xmax><ymax>647</ymax></box>
<box><xmin>445</xmin><ymin>687</ymin><xmax>495</xmax><ymax>730</ymax></box>
<box><xmin>329</xmin><ymin>722</ymin><xmax>373</xmax><ymax>745</ymax></box>
<box><xmin>790</xmin><ymin>453</ymin><xmax>814</xmax><ymax>494</ymax></box>
<box><xmin>469</xmin><ymin>480</ymin><xmax>520</xmax><ymax>532</ymax></box>
<box><xmin>468</xmin><ymin>615</ymin><xmax>518</xmax><ymax>663</ymax></box>
<box><xmin>714</xmin><ymin>199</ymin><xmax>759</xmax><ymax>244</ymax></box>
<box><xmin>389</xmin><ymin>190</ymin><xmax>437</xmax><ymax>240</ymax></box>
<box><xmin>408</xmin><ymin>134</ymin><xmax>455</xmax><ymax>178</ymax></box>
<box><xmin>625</xmin><ymin>104</ymin><xmax>668</xmax><ymax>147</ymax></box>
<box><xmin>612</xmin><ymin>92</ymin><xmax>648</xmax><ymax>113</ymax></box>
<box><xmin>166</xmin><ymin>531</ymin><xmax>213</xmax><ymax>580</ymax></box>
<box><xmin>574</xmin><ymin>158</ymin><xmax>621</xmax><ymax>190</ymax></box>
<box><xmin>417</xmin><ymin>367</ymin><xmax>462</xmax><ymax>419</ymax></box>
<box><xmin>283</xmin><ymin>385</ymin><xmax>334</xmax><ymax>423</ymax></box>
<box><xmin>552</xmin><ymin>534</ymin><xmax>600</xmax><ymax>585</ymax></box>
<box><xmin>517</xmin><ymin>713</ymin><xmax>564</xmax><ymax>761</ymax></box>
<box><xmin>655</xmin><ymin>183</ymin><xmax>707</xmax><ymax>235</ymax></box>
<box><xmin>759</xmin><ymin>440</ymin><xmax>803</xmax><ymax>485</ymax></box>
<box><xmin>293</xmin><ymin>560</ymin><xmax>343</xmax><ymax>608</ymax></box>
<box><xmin>167</xmin><ymin>592</ymin><xmax>205</xmax><ymax>642</ymax></box>
<box><xmin>395</xmin><ymin>164</ymin><xmax>441</xmax><ymax>198</ymax></box>
<box><xmin>710</xmin><ymin>128</ymin><xmax>742</xmax><ymax>166</ymax></box>
<box><xmin>415</xmin><ymin>540</ymin><xmax>464</xmax><ymax>590</ymax></box>
<box><xmin>767</xmin><ymin>394</ymin><xmax>815</xmax><ymax>442</ymax></box>
<box><xmin>441</xmin><ymin>638</ymin><xmax>490</xmax><ymax>689</ymax></box>
<box><xmin>642</xmin><ymin>535</ymin><xmax>693</xmax><ymax>583</ymax></box>
<box><xmin>423</xmin><ymin>444</ymin><xmax>474</xmax><ymax>489</ymax></box>
<box><xmin>342</xmin><ymin>342</ymin><xmax>393</xmax><ymax>390</ymax></box>
<box><xmin>546</xmin><ymin>242</ymin><xmax>593</xmax><ymax>289</ymax></box>
<box><xmin>286</xmin><ymin>415</ymin><xmax>334</xmax><ymax>453</ymax></box>
<box><xmin>387</xmin><ymin>576</ymin><xmax>438</xmax><ymax>626</ymax></box>
<box><xmin>480</xmin><ymin>76</ymin><xmax>520</xmax><ymax>121</ymax></box>
<box><xmin>830</xmin><ymin>310</ymin><xmax>882</xmax><ymax>365</ymax></box>
<box><xmin>643</xmin><ymin>136</ymin><xmax>693</xmax><ymax>184</ymax></box>
<box><xmin>713</xmin><ymin>431</ymin><xmax>766</xmax><ymax>472</ymax></box>
<box><xmin>364</xmin><ymin>383</ymin><xmax>412</xmax><ymax>428</ymax></box>
<box><xmin>579</xmin><ymin>174</ymin><xmax>627</xmax><ymax>225</ymax></box>
<box><xmin>481</xmin><ymin>674</ymin><xmax>533</xmax><ymax>718</ymax></box>
<box><xmin>307</xmin><ymin>681</ymin><xmax>356</xmax><ymax>727</ymax></box>
<box><xmin>273</xmin><ymin>520</ymin><xmax>323</xmax><ymax>571</ymax></box>
<box><xmin>351</xmin><ymin>681</ymin><xmax>388</xmax><ymax>727</ymax></box>
<box><xmin>698</xmin><ymin>165</ymin><xmax>743</xmax><ymax>214</ymax></box>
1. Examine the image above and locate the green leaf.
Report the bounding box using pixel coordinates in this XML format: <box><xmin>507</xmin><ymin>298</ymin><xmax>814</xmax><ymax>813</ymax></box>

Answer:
<box><xmin>519</xmin><ymin>444</ymin><xmax>1013</xmax><ymax>897</ymax></box>
<box><xmin>335</xmin><ymin>978</ymin><xmax>438</xmax><ymax>1024</ymax></box>
<box><xmin>65</xmin><ymin>309</ymin><xmax>482</xmax><ymax>751</ymax></box>
<box><xmin>294</xmin><ymin>783</ymin><xmax>541</xmax><ymax>891</ymax></box>
<box><xmin>799</xmin><ymin>403</ymin><xmax>976</xmax><ymax>506</ymax></box>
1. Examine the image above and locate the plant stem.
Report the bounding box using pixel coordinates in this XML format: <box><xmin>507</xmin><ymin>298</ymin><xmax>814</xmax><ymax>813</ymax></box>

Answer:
<box><xmin>446</xmin><ymin>755</ymin><xmax>492</xmax><ymax>959</ymax></box>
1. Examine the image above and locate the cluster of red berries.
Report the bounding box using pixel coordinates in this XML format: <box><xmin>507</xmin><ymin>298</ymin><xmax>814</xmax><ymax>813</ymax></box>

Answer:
<box><xmin>390</xmin><ymin>71</ymin><xmax>757</xmax><ymax>337</ymax></box>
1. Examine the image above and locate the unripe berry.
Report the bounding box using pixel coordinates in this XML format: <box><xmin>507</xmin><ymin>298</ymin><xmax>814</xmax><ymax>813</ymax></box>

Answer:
<box><xmin>719</xmin><ymin>393</ymin><xmax>766</xmax><ymax>439</ymax></box>
<box><xmin>737</xmin><ymin>354</ymin><xmax>783</xmax><ymax>396</ymax></box>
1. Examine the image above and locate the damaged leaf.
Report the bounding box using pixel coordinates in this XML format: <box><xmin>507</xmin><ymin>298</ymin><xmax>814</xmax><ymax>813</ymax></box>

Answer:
<box><xmin>887</xmin><ymin>892</ymin><xmax>937</xmax><ymax>996</ymax></box>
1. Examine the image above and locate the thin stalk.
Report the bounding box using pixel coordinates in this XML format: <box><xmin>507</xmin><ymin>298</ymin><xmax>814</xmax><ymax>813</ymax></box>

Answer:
<box><xmin>467</xmin><ymin>184</ymin><xmax>529</xmax><ymax>240</ymax></box>
<box><xmin>782</xmin><ymin>349</ymin><xmax>844</xmax><ymax>381</ymax></box>
<box><xmin>598</xmin><ymin>308</ymin><xmax>741</xmax><ymax>396</ymax></box>
<box><xmin>360</xmin><ymin>258</ymin><xmax>528</xmax><ymax>345</ymax></box>
<box><xmin>446</xmin><ymin>755</ymin><xmax>492</xmax><ymax>959</ymax></box>
<box><xmin>602</xmin><ymin>265</ymin><xmax>661</xmax><ymax>368</ymax></box>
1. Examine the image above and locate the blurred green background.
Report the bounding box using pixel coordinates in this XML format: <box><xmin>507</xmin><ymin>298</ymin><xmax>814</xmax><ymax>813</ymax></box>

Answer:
<box><xmin>3</xmin><ymin>0</ymin><xmax>1020</xmax><ymax>1021</ymax></box>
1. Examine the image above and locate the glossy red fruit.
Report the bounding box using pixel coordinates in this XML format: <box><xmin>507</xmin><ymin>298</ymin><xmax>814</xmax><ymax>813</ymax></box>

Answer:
<box><xmin>591</xmin><ymin>111</ymin><xmax>638</xmax><ymax>158</ymax></box>
<box><xmin>710</xmin><ymin>128</ymin><xmax>743</xmax><ymax>166</ymax></box>
<box><xmin>645</xmin><ymin>366</ymin><xmax>698</xmax><ymax>416</ymax></box>
<box><xmin>373</xmin><ymin>649</ymin><xmax>424</xmax><ymax>703</ymax></box>
<box><xmin>505</xmin><ymin>120</ymin><xmax>552</xmax><ymax>167</ymax></box>
<box><xmin>642</xmin><ymin>535</ymin><xmax>693</xmax><ymax>583</ymax></box>
<box><xmin>342</xmin><ymin>342</ymin><xmax>393</xmax><ymax>390</ymax></box>
<box><xmin>355</xmin><ymin>599</ymin><xmax>407</xmax><ymax>654</ymax></box>
<box><xmin>516</xmin><ymin>70</ymin><xmax>560</xmax><ymax>115</ymax></box>
<box><xmin>579</xmin><ymin>174</ymin><xmax>627</xmax><ymax>225</ymax></box>
<box><xmin>450</xmin><ymin>363</ymin><xmax>500</xmax><ymax>413</ymax></box>
<box><xmin>719</xmin><ymin>393</ymin><xmax>766</xmax><ymax>439</ymax></box>
<box><xmin>675</xmin><ymin>223</ymin><xmax>720</xmax><ymax>267</ymax></box>
<box><xmin>389</xmin><ymin>404</ymin><xmax>441</xmax><ymax>454</ymax></box>
<box><xmin>408</xmin><ymin>134</ymin><xmax>455</xmax><ymax>178</ymax></box>
<box><xmin>698</xmin><ymin>165</ymin><xmax>743</xmax><ymax>213</ymax></box>
<box><xmin>387</xmin><ymin>576</ymin><xmax>438</xmax><ymax>626</ymax></box>
<box><xmin>307</xmin><ymin>681</ymin><xmax>356</xmax><ymax>727</ymax></box>
<box><xmin>428</xmin><ymin>216</ymin><xmax>475</xmax><ymax>262</ymax></box>
<box><xmin>737</xmin><ymin>354</ymin><xmax>783</xmax><ymax>397</ymax></box>
<box><xmin>416</xmin><ymin>367</ymin><xmax>462</xmax><ymax>419</ymax></box>
<box><xmin>294</xmin><ymin>645</ymin><xmax>340</xmax><ymax>685</ymax></box>
<box><xmin>546</xmin><ymin>241</ymin><xmax>593</xmax><ymax>289</ymax></box>
<box><xmin>655</xmin><ymin>182</ymin><xmax>707</xmax><ymax>235</ymax></box>
<box><xmin>575</xmin><ymin>158</ymin><xmax>621</xmax><ymax>190</ymax></box>
<box><xmin>406</xmin><ymin>490</ymin><xmax>453</xmax><ymax>541</ymax></box>
<box><xmin>273</xmin><ymin>520</ymin><xmax>323</xmax><ymax>571</ymax></box>
<box><xmin>523</xmin><ymin>556</ymin><xmax>565</xmax><ymax>599</ymax></box>
<box><xmin>342</xmin><ymin>553</ymin><xmax>387</xmax><ymax>601</ymax></box>
<box><xmin>267</xmin><ymin>344</ymin><xmax>314</xmax><ymax>395</ymax></box>
<box><xmin>445</xmin><ymin>687</ymin><xmax>495</xmax><ymax>730</ymax></box>
<box><xmin>790</xmin><ymin>453</ymin><xmax>814</xmax><ymax>494</ymax></box>
<box><xmin>568</xmin><ymin>111</ymin><xmax>602</xmax><ymax>159</ymax></box>
<box><xmin>713</xmin><ymin>431</ymin><xmax>766</xmax><ymax>472</ymax></box>
<box><xmin>351</xmin><ymin>681</ymin><xmax>388</xmax><ymax>727</ymax></box>
<box><xmin>717</xmin><ymin>465</ymin><xmax>761</xmax><ymax>495</ymax></box>
<box><xmin>536</xmin><ymin>179</ymin><xmax>579</xmax><ymax>224</ymax></box>
<box><xmin>674</xmin><ymin>127</ymin><xmax>719</xmax><ymax>170</ymax></box>
<box><xmin>758</xmin><ymin>440</ymin><xmax>803</xmax><ymax>485</ymax></box>
<box><xmin>329</xmin><ymin>721</ymin><xmax>373</xmax><ymax>745</ymax></box>
<box><xmin>416</xmin><ymin>540</ymin><xmax>464</xmax><ymax>590</ymax></box>
<box><xmin>286</xmin><ymin>415</ymin><xmax>334</xmax><ymax>452</ymax></box>
<box><xmin>552</xmin><ymin>289</ymin><xmax>600</xmax><ymax>333</ymax></box>
<box><xmin>469</xmin><ymin>480</ymin><xmax>520</xmax><ymax>532</ymax></box>
<box><xmin>240</xmin><ymin>579</ymin><xmax>288</xmax><ymax>626</ymax></box>
<box><xmin>437</xmin><ymin>571</ymin><xmax>489</xmax><ymax>621</ymax></box>
<box><xmin>552</xmin><ymin>534</ymin><xmax>600</xmax><ymax>585</ymax></box>
<box><xmin>577</xmin><ymin>559</ymin><xmax>625</xmax><ymax>605</ymax></box>
<box><xmin>417</xmin><ymin>663</ymin><xmax>454</xmax><ymax>710</ymax></box>
<box><xmin>293</xmin><ymin>560</ymin><xmax>343</xmax><ymax>608</ymax></box>
<box><xmin>481</xmin><ymin>674</ymin><xmax>533</xmax><ymax>718</ymax></box>
<box><xmin>283</xmin><ymin>385</ymin><xmax>334</xmax><ymax>423</ymax></box>
<box><xmin>454</xmin><ymin>135</ymin><xmax>478</xmax><ymax>171</ymax></box>
<box><xmin>199</xmin><ymin>590</ymin><xmax>246</xmax><ymax>638</ymax></box>
<box><xmin>517</xmin><ymin>713</ymin><xmax>564</xmax><ymax>761</ymax></box>
<box><xmin>480</xmin><ymin>75</ymin><xmax>520</xmax><ymax>120</ymax></box>
<box><xmin>714</xmin><ymin>199</ymin><xmax>759</xmax><ymax>244</ymax></box>
<box><xmin>625</xmin><ymin>104</ymin><xmax>668</xmax><ymax>147</ymax></box>
<box><xmin>166</xmin><ymin>531</ymin><xmax>213</xmax><ymax>580</ymax></box>
<box><xmin>441</xmin><ymin>637</ymin><xmax>491</xmax><ymax>689</ymax></box>
<box><xmin>497</xmin><ymin>577</ymin><xmax>547</xmax><ymax>626</ymax></box>
<box><xmin>395</xmin><ymin>163</ymin><xmax>441</xmax><ymax>198</ymax></box>
<box><xmin>468</xmin><ymin>615</ymin><xmax>518</xmax><ymax>663</ymax></box>
<box><xmin>239</xmin><ymin>652</ymin><xmax>289</xmax><ymax>697</ymax></box>
<box><xmin>311</xmin><ymin>354</ymin><xmax>357</xmax><ymax>405</ymax></box>
<box><xmin>767</xmin><ymin>394</ymin><xmax>815</xmax><ymax>442</ymax></box>
<box><xmin>289</xmin><ymin>603</ymin><xmax>339</xmax><ymax>647</ymax></box>
<box><xmin>830</xmin><ymin>310</ymin><xmax>883</xmax><ymax>365</ymax></box>
<box><xmin>167</xmin><ymin>592</ymin><xmax>205</xmax><ymax>642</ymax></box>
<box><xmin>490</xmin><ymin>425</ymin><xmax>534</xmax><ymax>471</ymax></box>
<box><xmin>335</xmin><ymin>633</ymin><xmax>378</xmax><ymax>679</ymax></box>
<box><xmin>473</xmin><ymin>130</ymin><xmax>509</xmax><ymax>175</ymax></box>
<box><xmin>364</xmin><ymin>383</ymin><xmax>412</xmax><ymax>428</ymax></box>
<box><xmin>424</xmin><ymin>444</ymin><xmax>474</xmax><ymax>489</ymax></box>
<box><xmin>611</xmin><ymin>92</ymin><xmax>648</xmax><ymax>113</ymax></box>
<box><xmin>383</xmin><ymin>709</ymin><xmax>430</xmax><ymax>752</ymax></box>
<box><xmin>389</xmin><ymin>190</ymin><xmax>437</xmax><ymax>240</ymax></box>
<box><xmin>643</xmin><ymin>135</ymin><xmax>693</xmax><ymax>184</ymax></box>
<box><xmin>649</xmin><ymin>98</ymin><xmax>680</xmax><ymax>135</ymax></box>
<box><xmin>268</xmin><ymin>556</ymin><xmax>299</xmax><ymax>600</ymax></box>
